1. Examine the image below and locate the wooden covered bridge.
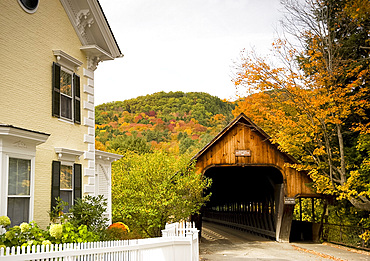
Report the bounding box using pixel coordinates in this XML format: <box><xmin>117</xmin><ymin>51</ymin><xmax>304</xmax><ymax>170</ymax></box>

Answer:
<box><xmin>193</xmin><ymin>113</ymin><xmax>318</xmax><ymax>242</ymax></box>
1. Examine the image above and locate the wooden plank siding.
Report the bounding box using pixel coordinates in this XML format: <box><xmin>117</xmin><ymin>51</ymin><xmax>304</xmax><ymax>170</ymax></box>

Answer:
<box><xmin>193</xmin><ymin>113</ymin><xmax>316</xmax><ymax>198</ymax></box>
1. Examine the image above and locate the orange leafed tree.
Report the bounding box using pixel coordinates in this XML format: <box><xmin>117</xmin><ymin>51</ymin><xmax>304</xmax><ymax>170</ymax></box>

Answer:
<box><xmin>233</xmin><ymin>0</ymin><xmax>370</xmax><ymax>210</ymax></box>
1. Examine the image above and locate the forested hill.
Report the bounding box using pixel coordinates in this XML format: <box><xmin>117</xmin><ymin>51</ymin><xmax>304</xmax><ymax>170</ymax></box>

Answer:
<box><xmin>95</xmin><ymin>91</ymin><xmax>235</xmax><ymax>154</ymax></box>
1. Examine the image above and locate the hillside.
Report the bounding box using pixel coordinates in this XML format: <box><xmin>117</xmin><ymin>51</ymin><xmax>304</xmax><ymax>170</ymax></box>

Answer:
<box><xmin>95</xmin><ymin>91</ymin><xmax>235</xmax><ymax>154</ymax></box>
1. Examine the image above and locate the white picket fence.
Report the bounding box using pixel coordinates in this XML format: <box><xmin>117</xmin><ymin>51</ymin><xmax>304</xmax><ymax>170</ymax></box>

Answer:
<box><xmin>0</xmin><ymin>222</ymin><xmax>199</xmax><ymax>261</ymax></box>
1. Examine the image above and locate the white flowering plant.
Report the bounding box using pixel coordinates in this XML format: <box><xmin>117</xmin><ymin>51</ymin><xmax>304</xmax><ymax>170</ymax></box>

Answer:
<box><xmin>0</xmin><ymin>216</ymin><xmax>11</xmax><ymax>228</ymax></box>
<box><xmin>0</xmin><ymin>221</ymin><xmax>48</xmax><ymax>248</ymax></box>
<box><xmin>0</xmin><ymin>219</ymin><xmax>101</xmax><ymax>248</ymax></box>
<box><xmin>0</xmin><ymin>216</ymin><xmax>11</xmax><ymax>237</ymax></box>
<box><xmin>0</xmin><ymin>196</ymin><xmax>111</xmax><ymax>248</ymax></box>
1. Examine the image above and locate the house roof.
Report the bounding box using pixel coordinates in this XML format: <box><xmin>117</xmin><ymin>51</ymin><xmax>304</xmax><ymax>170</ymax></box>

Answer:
<box><xmin>0</xmin><ymin>124</ymin><xmax>50</xmax><ymax>145</ymax></box>
<box><xmin>192</xmin><ymin>113</ymin><xmax>299</xmax><ymax>164</ymax></box>
<box><xmin>95</xmin><ymin>150</ymin><xmax>123</xmax><ymax>162</ymax></box>
<box><xmin>60</xmin><ymin>0</ymin><xmax>123</xmax><ymax>61</ymax></box>
<box><xmin>96</xmin><ymin>0</ymin><xmax>122</xmax><ymax>55</ymax></box>
<box><xmin>0</xmin><ymin>124</ymin><xmax>50</xmax><ymax>136</ymax></box>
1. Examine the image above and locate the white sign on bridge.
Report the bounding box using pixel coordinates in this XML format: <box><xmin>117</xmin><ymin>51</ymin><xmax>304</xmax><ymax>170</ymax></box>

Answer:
<box><xmin>235</xmin><ymin>149</ymin><xmax>251</xmax><ymax>157</ymax></box>
<box><xmin>284</xmin><ymin>197</ymin><xmax>296</xmax><ymax>205</ymax></box>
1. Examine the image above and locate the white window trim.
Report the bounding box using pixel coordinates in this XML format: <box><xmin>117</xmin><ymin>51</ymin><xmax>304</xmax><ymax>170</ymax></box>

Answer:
<box><xmin>53</xmin><ymin>50</ymin><xmax>83</xmax><ymax>72</ymax></box>
<box><xmin>4</xmin><ymin>153</ymin><xmax>35</xmax><ymax>224</ymax></box>
<box><xmin>54</xmin><ymin>148</ymin><xmax>83</xmax><ymax>211</ymax></box>
<box><xmin>52</xmin><ymin>50</ymin><xmax>82</xmax><ymax>123</ymax></box>
<box><xmin>18</xmin><ymin>0</ymin><xmax>39</xmax><ymax>14</ymax></box>
<box><xmin>0</xmin><ymin>125</ymin><xmax>49</xmax><ymax>223</ymax></box>
<box><xmin>58</xmin><ymin>118</ymin><xmax>75</xmax><ymax>125</ymax></box>
<box><xmin>55</xmin><ymin>148</ymin><xmax>84</xmax><ymax>166</ymax></box>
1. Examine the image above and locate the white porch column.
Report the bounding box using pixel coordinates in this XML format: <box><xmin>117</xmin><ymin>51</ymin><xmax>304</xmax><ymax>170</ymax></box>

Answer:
<box><xmin>83</xmin><ymin>61</ymin><xmax>96</xmax><ymax>195</ymax></box>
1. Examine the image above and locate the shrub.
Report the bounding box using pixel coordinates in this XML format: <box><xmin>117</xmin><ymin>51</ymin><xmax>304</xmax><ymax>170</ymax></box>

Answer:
<box><xmin>106</xmin><ymin>222</ymin><xmax>129</xmax><ymax>240</ymax></box>
<box><xmin>58</xmin><ymin>223</ymin><xmax>100</xmax><ymax>243</ymax></box>
<box><xmin>69</xmin><ymin>195</ymin><xmax>109</xmax><ymax>233</ymax></box>
<box><xmin>112</xmin><ymin>151</ymin><xmax>211</xmax><ymax>237</ymax></box>
<box><xmin>0</xmin><ymin>221</ymin><xmax>48</xmax><ymax>247</ymax></box>
<box><xmin>0</xmin><ymin>216</ymin><xmax>11</xmax><ymax>228</ymax></box>
<box><xmin>0</xmin><ymin>220</ymin><xmax>103</xmax><ymax>247</ymax></box>
<box><xmin>49</xmin><ymin>224</ymin><xmax>63</xmax><ymax>239</ymax></box>
<box><xmin>48</xmin><ymin>197</ymin><xmax>69</xmax><ymax>224</ymax></box>
<box><xmin>1</xmin><ymin>196</ymin><xmax>111</xmax><ymax>248</ymax></box>
<box><xmin>106</xmin><ymin>222</ymin><xmax>142</xmax><ymax>240</ymax></box>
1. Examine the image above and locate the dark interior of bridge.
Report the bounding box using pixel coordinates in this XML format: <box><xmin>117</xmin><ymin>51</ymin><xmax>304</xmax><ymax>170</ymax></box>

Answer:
<box><xmin>204</xmin><ymin>166</ymin><xmax>284</xmax><ymax>209</ymax></box>
<box><xmin>199</xmin><ymin>166</ymin><xmax>318</xmax><ymax>242</ymax></box>
<box><xmin>197</xmin><ymin>166</ymin><xmax>285</xmax><ymax>239</ymax></box>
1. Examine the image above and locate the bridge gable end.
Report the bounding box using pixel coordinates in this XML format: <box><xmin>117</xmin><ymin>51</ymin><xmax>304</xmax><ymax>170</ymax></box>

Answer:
<box><xmin>193</xmin><ymin>113</ymin><xmax>316</xmax><ymax>198</ymax></box>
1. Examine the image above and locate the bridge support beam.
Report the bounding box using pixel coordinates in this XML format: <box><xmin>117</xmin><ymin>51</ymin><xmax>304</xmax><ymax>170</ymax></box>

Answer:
<box><xmin>275</xmin><ymin>184</ymin><xmax>295</xmax><ymax>242</ymax></box>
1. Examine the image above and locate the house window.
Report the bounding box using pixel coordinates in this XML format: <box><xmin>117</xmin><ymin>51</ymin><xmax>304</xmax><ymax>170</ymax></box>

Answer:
<box><xmin>7</xmin><ymin>158</ymin><xmax>31</xmax><ymax>226</ymax></box>
<box><xmin>0</xmin><ymin>125</ymin><xmax>49</xmax><ymax>225</ymax></box>
<box><xmin>60</xmin><ymin>70</ymin><xmax>73</xmax><ymax>120</ymax></box>
<box><xmin>18</xmin><ymin>0</ymin><xmax>39</xmax><ymax>13</ymax></box>
<box><xmin>60</xmin><ymin>165</ymin><xmax>73</xmax><ymax>211</ymax></box>
<box><xmin>52</xmin><ymin>62</ymin><xmax>81</xmax><ymax>124</ymax></box>
<box><xmin>51</xmin><ymin>161</ymin><xmax>81</xmax><ymax>211</ymax></box>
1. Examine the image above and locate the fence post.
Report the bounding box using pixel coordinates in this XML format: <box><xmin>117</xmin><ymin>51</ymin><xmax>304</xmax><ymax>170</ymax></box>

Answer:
<box><xmin>362</xmin><ymin>228</ymin><xmax>365</xmax><ymax>248</ymax></box>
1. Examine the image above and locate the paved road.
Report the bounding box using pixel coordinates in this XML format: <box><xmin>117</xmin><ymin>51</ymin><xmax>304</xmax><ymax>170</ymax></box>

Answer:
<box><xmin>199</xmin><ymin>221</ymin><xmax>370</xmax><ymax>261</ymax></box>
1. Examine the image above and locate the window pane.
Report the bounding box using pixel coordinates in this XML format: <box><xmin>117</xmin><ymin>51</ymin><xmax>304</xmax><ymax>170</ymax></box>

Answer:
<box><xmin>61</xmin><ymin>95</ymin><xmax>72</xmax><ymax>119</ymax></box>
<box><xmin>8</xmin><ymin>158</ymin><xmax>31</xmax><ymax>195</ymax></box>
<box><xmin>60</xmin><ymin>190</ymin><xmax>72</xmax><ymax>212</ymax></box>
<box><xmin>7</xmin><ymin>197</ymin><xmax>29</xmax><ymax>226</ymax></box>
<box><xmin>60</xmin><ymin>165</ymin><xmax>72</xmax><ymax>189</ymax></box>
<box><xmin>60</xmin><ymin>71</ymin><xmax>72</xmax><ymax>96</ymax></box>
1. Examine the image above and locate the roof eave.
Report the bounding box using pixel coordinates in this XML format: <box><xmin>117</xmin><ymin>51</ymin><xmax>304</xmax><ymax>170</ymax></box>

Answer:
<box><xmin>60</xmin><ymin>0</ymin><xmax>123</xmax><ymax>61</ymax></box>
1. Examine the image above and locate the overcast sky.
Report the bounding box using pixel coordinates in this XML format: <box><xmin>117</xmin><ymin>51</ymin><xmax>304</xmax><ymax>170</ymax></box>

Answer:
<box><xmin>95</xmin><ymin>0</ymin><xmax>284</xmax><ymax>105</ymax></box>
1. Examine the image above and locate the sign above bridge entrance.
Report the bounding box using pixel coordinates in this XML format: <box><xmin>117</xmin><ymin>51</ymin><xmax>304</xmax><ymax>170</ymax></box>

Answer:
<box><xmin>235</xmin><ymin>149</ymin><xmax>251</xmax><ymax>157</ymax></box>
<box><xmin>284</xmin><ymin>197</ymin><xmax>296</xmax><ymax>205</ymax></box>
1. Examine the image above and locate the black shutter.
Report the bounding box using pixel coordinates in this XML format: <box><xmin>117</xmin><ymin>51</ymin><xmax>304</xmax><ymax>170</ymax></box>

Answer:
<box><xmin>51</xmin><ymin>161</ymin><xmax>61</xmax><ymax>209</ymax></box>
<box><xmin>73</xmin><ymin>74</ymin><xmax>81</xmax><ymax>124</ymax></box>
<box><xmin>52</xmin><ymin>63</ymin><xmax>61</xmax><ymax>117</ymax></box>
<box><xmin>73</xmin><ymin>163</ymin><xmax>82</xmax><ymax>202</ymax></box>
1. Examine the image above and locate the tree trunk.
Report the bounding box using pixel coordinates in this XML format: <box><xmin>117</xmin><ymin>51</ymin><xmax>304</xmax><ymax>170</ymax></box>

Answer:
<box><xmin>349</xmin><ymin>197</ymin><xmax>370</xmax><ymax>211</ymax></box>
<box><xmin>336</xmin><ymin>123</ymin><xmax>346</xmax><ymax>184</ymax></box>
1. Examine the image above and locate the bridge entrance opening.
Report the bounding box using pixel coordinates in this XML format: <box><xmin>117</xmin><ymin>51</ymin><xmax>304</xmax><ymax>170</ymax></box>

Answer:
<box><xmin>201</xmin><ymin>166</ymin><xmax>284</xmax><ymax>240</ymax></box>
<box><xmin>192</xmin><ymin>113</ymin><xmax>319</xmax><ymax>242</ymax></box>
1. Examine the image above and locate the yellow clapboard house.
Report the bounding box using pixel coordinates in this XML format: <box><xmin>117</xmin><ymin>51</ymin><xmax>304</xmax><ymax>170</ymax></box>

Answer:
<box><xmin>0</xmin><ymin>0</ymin><xmax>122</xmax><ymax>228</ymax></box>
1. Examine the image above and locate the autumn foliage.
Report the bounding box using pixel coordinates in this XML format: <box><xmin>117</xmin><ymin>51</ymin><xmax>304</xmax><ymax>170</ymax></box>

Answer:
<box><xmin>95</xmin><ymin>91</ymin><xmax>234</xmax><ymax>155</ymax></box>
<box><xmin>233</xmin><ymin>0</ymin><xmax>370</xmax><ymax>211</ymax></box>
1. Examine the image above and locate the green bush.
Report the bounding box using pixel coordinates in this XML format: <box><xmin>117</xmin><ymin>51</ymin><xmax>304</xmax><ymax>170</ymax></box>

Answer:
<box><xmin>57</xmin><ymin>223</ymin><xmax>100</xmax><ymax>243</ymax></box>
<box><xmin>0</xmin><ymin>221</ymin><xmax>49</xmax><ymax>247</ymax></box>
<box><xmin>68</xmin><ymin>195</ymin><xmax>109</xmax><ymax>239</ymax></box>
<box><xmin>0</xmin><ymin>195</ymin><xmax>113</xmax><ymax>248</ymax></box>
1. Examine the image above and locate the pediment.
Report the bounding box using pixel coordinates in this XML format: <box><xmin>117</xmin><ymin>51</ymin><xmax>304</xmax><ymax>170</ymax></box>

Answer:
<box><xmin>193</xmin><ymin>113</ymin><xmax>298</xmax><ymax>164</ymax></box>
<box><xmin>60</xmin><ymin>0</ymin><xmax>122</xmax><ymax>62</ymax></box>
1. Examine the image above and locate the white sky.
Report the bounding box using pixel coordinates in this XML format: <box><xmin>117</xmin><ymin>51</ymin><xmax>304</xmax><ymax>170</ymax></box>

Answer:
<box><xmin>95</xmin><ymin>0</ymin><xmax>284</xmax><ymax>105</ymax></box>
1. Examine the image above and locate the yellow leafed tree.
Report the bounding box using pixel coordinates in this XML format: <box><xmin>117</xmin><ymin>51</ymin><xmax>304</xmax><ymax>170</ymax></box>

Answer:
<box><xmin>233</xmin><ymin>0</ymin><xmax>370</xmax><ymax>210</ymax></box>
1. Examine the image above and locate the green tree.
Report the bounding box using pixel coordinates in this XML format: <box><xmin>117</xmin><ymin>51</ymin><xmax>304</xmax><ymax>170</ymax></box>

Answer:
<box><xmin>111</xmin><ymin>151</ymin><xmax>211</xmax><ymax>237</ymax></box>
<box><xmin>95</xmin><ymin>91</ymin><xmax>235</xmax><ymax>127</ymax></box>
<box><xmin>108</xmin><ymin>135</ymin><xmax>152</xmax><ymax>154</ymax></box>
<box><xmin>179</xmin><ymin>137</ymin><xmax>196</xmax><ymax>154</ymax></box>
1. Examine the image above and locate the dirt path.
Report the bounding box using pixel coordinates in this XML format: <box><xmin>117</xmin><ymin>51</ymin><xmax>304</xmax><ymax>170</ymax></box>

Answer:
<box><xmin>199</xmin><ymin>221</ymin><xmax>370</xmax><ymax>261</ymax></box>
